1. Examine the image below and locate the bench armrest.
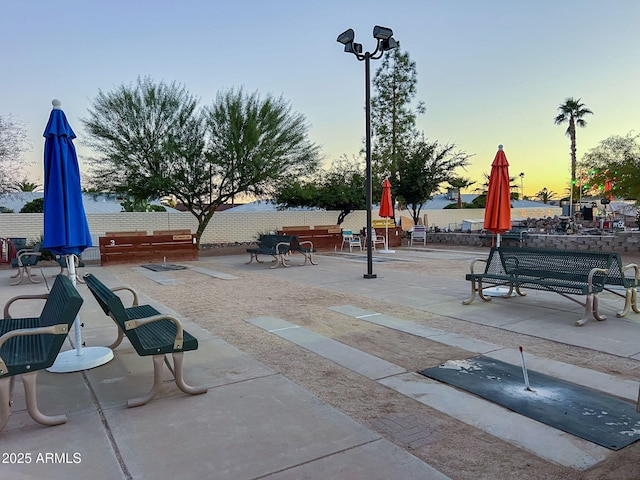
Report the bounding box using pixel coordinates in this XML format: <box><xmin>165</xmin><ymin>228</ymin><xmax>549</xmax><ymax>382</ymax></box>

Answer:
<box><xmin>0</xmin><ymin>324</ymin><xmax>69</xmax><ymax>375</ymax></box>
<box><xmin>298</xmin><ymin>240</ymin><xmax>314</xmax><ymax>249</ymax></box>
<box><xmin>621</xmin><ymin>263</ymin><xmax>639</xmax><ymax>284</ymax></box>
<box><xmin>275</xmin><ymin>241</ymin><xmax>291</xmax><ymax>254</ymax></box>
<box><xmin>16</xmin><ymin>250</ymin><xmax>42</xmax><ymax>265</ymax></box>
<box><xmin>469</xmin><ymin>258</ymin><xmax>487</xmax><ymax>274</ymax></box>
<box><xmin>124</xmin><ymin>314</ymin><xmax>184</xmax><ymax>350</ymax></box>
<box><xmin>3</xmin><ymin>293</ymin><xmax>49</xmax><ymax>319</ymax></box>
<box><xmin>110</xmin><ymin>286</ymin><xmax>140</xmax><ymax>307</ymax></box>
<box><xmin>588</xmin><ymin>268</ymin><xmax>609</xmax><ymax>290</ymax></box>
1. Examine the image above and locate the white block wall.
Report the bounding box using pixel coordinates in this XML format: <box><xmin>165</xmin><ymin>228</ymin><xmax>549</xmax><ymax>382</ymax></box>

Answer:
<box><xmin>0</xmin><ymin>206</ymin><xmax>561</xmax><ymax>246</ymax></box>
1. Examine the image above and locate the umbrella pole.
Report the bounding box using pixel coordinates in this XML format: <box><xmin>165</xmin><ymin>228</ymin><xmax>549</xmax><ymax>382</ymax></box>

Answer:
<box><xmin>484</xmin><ymin>233</ymin><xmax>514</xmax><ymax>297</ymax></box>
<box><xmin>378</xmin><ymin>220</ymin><xmax>395</xmax><ymax>253</ymax></box>
<box><xmin>47</xmin><ymin>254</ymin><xmax>114</xmax><ymax>373</ymax></box>
<box><xmin>385</xmin><ymin>223</ymin><xmax>389</xmax><ymax>249</ymax></box>
<box><xmin>67</xmin><ymin>255</ymin><xmax>83</xmax><ymax>356</ymax></box>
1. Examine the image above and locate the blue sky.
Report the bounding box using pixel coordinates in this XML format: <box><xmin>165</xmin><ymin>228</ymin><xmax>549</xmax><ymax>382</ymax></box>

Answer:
<box><xmin>2</xmin><ymin>0</ymin><xmax>639</xmax><ymax>198</ymax></box>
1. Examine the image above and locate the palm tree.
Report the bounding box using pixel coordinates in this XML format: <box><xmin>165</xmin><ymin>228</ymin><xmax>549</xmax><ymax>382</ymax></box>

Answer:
<box><xmin>447</xmin><ymin>176</ymin><xmax>475</xmax><ymax>208</ymax></box>
<box><xmin>472</xmin><ymin>172</ymin><xmax>519</xmax><ymax>207</ymax></box>
<box><xmin>554</xmin><ymin>98</ymin><xmax>593</xmax><ymax>199</ymax></box>
<box><xmin>535</xmin><ymin>187</ymin><xmax>557</xmax><ymax>204</ymax></box>
<box><xmin>13</xmin><ymin>179</ymin><xmax>42</xmax><ymax>192</ymax></box>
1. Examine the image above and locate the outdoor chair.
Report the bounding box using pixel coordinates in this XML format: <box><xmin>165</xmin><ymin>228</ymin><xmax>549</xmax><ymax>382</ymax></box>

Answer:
<box><xmin>364</xmin><ymin>229</ymin><xmax>386</xmax><ymax>250</ymax></box>
<box><xmin>341</xmin><ymin>230</ymin><xmax>362</xmax><ymax>252</ymax></box>
<box><xmin>10</xmin><ymin>242</ymin><xmax>43</xmax><ymax>286</ymax></box>
<box><xmin>410</xmin><ymin>225</ymin><xmax>427</xmax><ymax>246</ymax></box>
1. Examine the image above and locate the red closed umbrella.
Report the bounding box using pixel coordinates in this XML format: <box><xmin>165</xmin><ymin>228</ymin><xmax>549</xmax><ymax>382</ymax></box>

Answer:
<box><xmin>483</xmin><ymin>145</ymin><xmax>512</xmax><ymax>246</ymax></box>
<box><xmin>378</xmin><ymin>178</ymin><xmax>394</xmax><ymax>252</ymax></box>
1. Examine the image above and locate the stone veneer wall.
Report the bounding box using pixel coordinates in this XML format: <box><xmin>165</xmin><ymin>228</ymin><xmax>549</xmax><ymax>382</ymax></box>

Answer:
<box><xmin>426</xmin><ymin>231</ymin><xmax>640</xmax><ymax>252</ymax></box>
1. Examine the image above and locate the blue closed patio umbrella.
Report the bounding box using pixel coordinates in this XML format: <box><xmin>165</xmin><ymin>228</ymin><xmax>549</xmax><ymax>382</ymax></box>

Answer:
<box><xmin>44</xmin><ymin>99</ymin><xmax>113</xmax><ymax>373</ymax></box>
<box><xmin>43</xmin><ymin>100</ymin><xmax>92</xmax><ymax>255</ymax></box>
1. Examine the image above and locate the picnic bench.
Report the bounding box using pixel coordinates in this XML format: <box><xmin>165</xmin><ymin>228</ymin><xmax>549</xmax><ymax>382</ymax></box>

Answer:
<box><xmin>463</xmin><ymin>247</ymin><xmax>615</xmax><ymax>326</ymax></box>
<box><xmin>246</xmin><ymin>234</ymin><xmax>316</xmax><ymax>268</ymax></box>
<box><xmin>0</xmin><ymin>274</ymin><xmax>83</xmax><ymax>431</ymax></box>
<box><xmin>83</xmin><ymin>274</ymin><xmax>207</xmax><ymax>407</ymax></box>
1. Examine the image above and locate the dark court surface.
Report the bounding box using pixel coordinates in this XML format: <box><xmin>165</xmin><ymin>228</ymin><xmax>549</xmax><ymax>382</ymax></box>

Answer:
<box><xmin>420</xmin><ymin>356</ymin><xmax>640</xmax><ymax>450</ymax></box>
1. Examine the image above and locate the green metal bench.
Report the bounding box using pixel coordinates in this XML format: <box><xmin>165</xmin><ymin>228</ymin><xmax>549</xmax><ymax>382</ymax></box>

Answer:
<box><xmin>603</xmin><ymin>253</ymin><xmax>639</xmax><ymax>318</ymax></box>
<box><xmin>83</xmin><ymin>274</ymin><xmax>207</xmax><ymax>407</ymax></box>
<box><xmin>0</xmin><ymin>274</ymin><xmax>83</xmax><ymax>431</ymax></box>
<box><xmin>463</xmin><ymin>247</ymin><xmax>614</xmax><ymax>326</ymax></box>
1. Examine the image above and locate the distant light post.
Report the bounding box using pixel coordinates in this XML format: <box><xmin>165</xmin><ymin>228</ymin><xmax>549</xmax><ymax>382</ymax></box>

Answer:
<box><xmin>519</xmin><ymin>172</ymin><xmax>525</xmax><ymax>200</ymax></box>
<box><xmin>337</xmin><ymin>25</ymin><xmax>398</xmax><ymax>279</ymax></box>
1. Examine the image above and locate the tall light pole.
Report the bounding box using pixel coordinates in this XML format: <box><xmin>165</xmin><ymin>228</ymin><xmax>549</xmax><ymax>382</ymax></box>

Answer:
<box><xmin>337</xmin><ymin>26</ymin><xmax>398</xmax><ymax>279</ymax></box>
<box><xmin>519</xmin><ymin>172</ymin><xmax>525</xmax><ymax>200</ymax></box>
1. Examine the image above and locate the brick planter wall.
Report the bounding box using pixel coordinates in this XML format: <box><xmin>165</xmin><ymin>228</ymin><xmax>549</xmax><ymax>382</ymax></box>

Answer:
<box><xmin>425</xmin><ymin>232</ymin><xmax>640</xmax><ymax>253</ymax></box>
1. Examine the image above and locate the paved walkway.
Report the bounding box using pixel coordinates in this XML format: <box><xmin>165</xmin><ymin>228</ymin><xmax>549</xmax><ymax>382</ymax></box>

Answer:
<box><xmin>1</xmin><ymin>247</ymin><xmax>639</xmax><ymax>479</ymax></box>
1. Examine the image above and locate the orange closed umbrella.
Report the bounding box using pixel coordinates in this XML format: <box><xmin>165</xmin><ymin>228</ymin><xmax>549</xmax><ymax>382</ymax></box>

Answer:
<box><xmin>483</xmin><ymin>145</ymin><xmax>512</xmax><ymax>246</ymax></box>
<box><xmin>378</xmin><ymin>178</ymin><xmax>394</xmax><ymax>218</ymax></box>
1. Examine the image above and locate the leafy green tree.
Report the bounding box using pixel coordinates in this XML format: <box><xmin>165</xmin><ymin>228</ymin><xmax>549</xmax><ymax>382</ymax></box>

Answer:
<box><xmin>396</xmin><ymin>138</ymin><xmax>471</xmax><ymax>225</ymax></box>
<box><xmin>535</xmin><ymin>187</ymin><xmax>558</xmax><ymax>204</ymax></box>
<box><xmin>120</xmin><ymin>198</ymin><xmax>166</xmax><ymax>212</ymax></box>
<box><xmin>20</xmin><ymin>197</ymin><xmax>44</xmax><ymax>213</ymax></box>
<box><xmin>447</xmin><ymin>176</ymin><xmax>475</xmax><ymax>209</ymax></box>
<box><xmin>82</xmin><ymin>78</ymin><xmax>319</xmax><ymax>245</ymax></box>
<box><xmin>0</xmin><ymin>114</ymin><xmax>31</xmax><ymax>194</ymax></box>
<box><xmin>83</xmin><ymin>76</ymin><xmax>204</xmax><ymax>200</ymax></box>
<box><xmin>275</xmin><ymin>156</ymin><xmax>366</xmax><ymax>225</ymax></box>
<box><xmin>579</xmin><ymin>132</ymin><xmax>640</xmax><ymax>200</ymax></box>
<box><xmin>370</xmin><ymin>45</ymin><xmax>425</xmax><ymax>183</ymax></box>
<box><xmin>554</xmin><ymin>97</ymin><xmax>593</xmax><ymax>197</ymax></box>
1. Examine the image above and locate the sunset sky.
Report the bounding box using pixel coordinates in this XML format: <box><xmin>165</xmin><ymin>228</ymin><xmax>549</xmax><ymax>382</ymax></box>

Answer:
<box><xmin>2</xmin><ymin>0</ymin><xmax>638</xmax><ymax>199</ymax></box>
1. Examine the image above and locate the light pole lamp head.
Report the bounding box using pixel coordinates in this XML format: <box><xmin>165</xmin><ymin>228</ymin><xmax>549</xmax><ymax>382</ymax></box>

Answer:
<box><xmin>381</xmin><ymin>37</ymin><xmax>398</xmax><ymax>51</ymax></box>
<box><xmin>344</xmin><ymin>42</ymin><xmax>363</xmax><ymax>54</ymax></box>
<box><xmin>337</xmin><ymin>28</ymin><xmax>355</xmax><ymax>45</ymax></box>
<box><xmin>373</xmin><ymin>25</ymin><xmax>393</xmax><ymax>40</ymax></box>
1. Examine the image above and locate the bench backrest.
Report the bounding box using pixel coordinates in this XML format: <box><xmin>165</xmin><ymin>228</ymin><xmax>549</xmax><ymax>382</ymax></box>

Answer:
<box><xmin>2</xmin><ymin>275</ymin><xmax>83</xmax><ymax>377</ymax></box>
<box><xmin>84</xmin><ymin>274</ymin><xmax>129</xmax><ymax>329</ymax></box>
<box><xmin>40</xmin><ymin>274</ymin><xmax>83</xmax><ymax>328</ymax></box>
<box><xmin>604</xmin><ymin>253</ymin><xmax>639</xmax><ymax>287</ymax></box>
<box><xmin>491</xmin><ymin>247</ymin><xmax>614</xmax><ymax>285</ymax></box>
<box><xmin>259</xmin><ymin>234</ymin><xmax>293</xmax><ymax>253</ymax></box>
